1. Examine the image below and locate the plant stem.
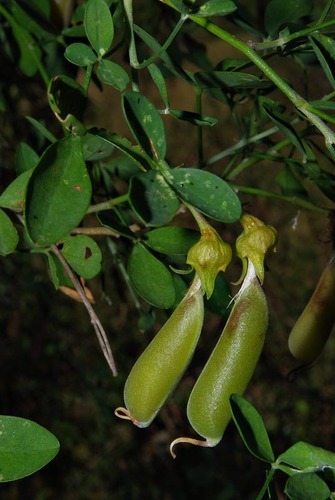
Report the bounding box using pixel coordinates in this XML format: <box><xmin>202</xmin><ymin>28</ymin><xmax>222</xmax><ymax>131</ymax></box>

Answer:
<box><xmin>82</xmin><ymin>64</ymin><xmax>94</xmax><ymax>93</ymax></box>
<box><xmin>195</xmin><ymin>87</ymin><xmax>204</xmax><ymax>167</ymax></box>
<box><xmin>253</xmin><ymin>19</ymin><xmax>335</xmax><ymax>51</ymax></box>
<box><xmin>124</xmin><ymin>0</ymin><xmax>187</xmax><ymax>69</ymax></box>
<box><xmin>160</xmin><ymin>0</ymin><xmax>335</xmax><ymax>149</ymax></box>
<box><xmin>86</xmin><ymin>194</ymin><xmax>129</xmax><ymax>214</ymax></box>
<box><xmin>51</xmin><ymin>244</ymin><xmax>118</xmax><ymax>376</ymax></box>
<box><xmin>71</xmin><ymin>227</ymin><xmax>120</xmax><ymax>237</ymax></box>
<box><xmin>231</xmin><ymin>184</ymin><xmax>329</xmax><ymax>214</ymax></box>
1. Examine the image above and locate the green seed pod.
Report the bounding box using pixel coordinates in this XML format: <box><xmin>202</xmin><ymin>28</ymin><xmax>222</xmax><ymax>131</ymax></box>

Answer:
<box><xmin>288</xmin><ymin>253</ymin><xmax>335</xmax><ymax>364</ymax></box>
<box><xmin>115</xmin><ymin>276</ymin><xmax>204</xmax><ymax>428</ymax></box>
<box><xmin>170</xmin><ymin>262</ymin><xmax>268</xmax><ymax>455</ymax></box>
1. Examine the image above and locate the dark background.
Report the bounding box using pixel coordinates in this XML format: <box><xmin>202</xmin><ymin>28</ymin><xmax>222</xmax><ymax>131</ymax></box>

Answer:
<box><xmin>1</xmin><ymin>1</ymin><xmax>334</xmax><ymax>498</ymax></box>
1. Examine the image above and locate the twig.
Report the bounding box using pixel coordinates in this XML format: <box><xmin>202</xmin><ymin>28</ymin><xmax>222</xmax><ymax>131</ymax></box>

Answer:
<box><xmin>51</xmin><ymin>244</ymin><xmax>118</xmax><ymax>376</ymax></box>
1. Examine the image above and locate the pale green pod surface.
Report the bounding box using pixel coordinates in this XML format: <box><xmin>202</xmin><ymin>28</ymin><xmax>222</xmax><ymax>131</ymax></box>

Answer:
<box><xmin>119</xmin><ymin>277</ymin><xmax>204</xmax><ymax>428</ymax></box>
<box><xmin>185</xmin><ymin>264</ymin><xmax>268</xmax><ymax>447</ymax></box>
<box><xmin>288</xmin><ymin>254</ymin><xmax>335</xmax><ymax>364</ymax></box>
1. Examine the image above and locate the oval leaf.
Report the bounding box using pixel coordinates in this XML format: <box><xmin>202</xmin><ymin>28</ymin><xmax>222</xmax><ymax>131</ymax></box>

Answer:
<box><xmin>84</xmin><ymin>0</ymin><xmax>114</xmax><ymax>56</ymax></box>
<box><xmin>64</xmin><ymin>42</ymin><xmax>98</xmax><ymax>67</ymax></box>
<box><xmin>128</xmin><ymin>242</ymin><xmax>176</xmax><ymax>309</ymax></box>
<box><xmin>261</xmin><ymin>101</ymin><xmax>306</xmax><ymax>154</ymax></box>
<box><xmin>0</xmin><ymin>209</ymin><xmax>19</xmax><ymax>256</ymax></box>
<box><xmin>195</xmin><ymin>0</ymin><xmax>237</xmax><ymax>17</ymax></box>
<box><xmin>25</xmin><ymin>136</ymin><xmax>92</xmax><ymax>247</ymax></box>
<box><xmin>15</xmin><ymin>142</ymin><xmax>39</xmax><ymax>174</ymax></box>
<box><xmin>229</xmin><ymin>394</ymin><xmax>275</xmax><ymax>463</ymax></box>
<box><xmin>168</xmin><ymin>168</ymin><xmax>241</xmax><ymax>223</ymax></box>
<box><xmin>264</xmin><ymin>0</ymin><xmax>313</xmax><ymax>36</ymax></box>
<box><xmin>97</xmin><ymin>59</ymin><xmax>129</xmax><ymax>91</ymax></box>
<box><xmin>144</xmin><ymin>227</ymin><xmax>200</xmax><ymax>255</ymax></box>
<box><xmin>0</xmin><ymin>415</ymin><xmax>59</xmax><ymax>482</ymax></box>
<box><xmin>169</xmin><ymin>109</ymin><xmax>218</xmax><ymax>126</ymax></box>
<box><xmin>129</xmin><ymin>170</ymin><xmax>180</xmax><ymax>226</ymax></box>
<box><xmin>0</xmin><ymin>171</ymin><xmax>32</xmax><ymax>211</ymax></box>
<box><xmin>278</xmin><ymin>441</ymin><xmax>335</xmax><ymax>473</ymax></box>
<box><xmin>122</xmin><ymin>91</ymin><xmax>166</xmax><ymax>160</ymax></box>
<box><xmin>60</xmin><ymin>235</ymin><xmax>102</xmax><ymax>279</ymax></box>
<box><xmin>285</xmin><ymin>473</ymin><xmax>330</xmax><ymax>500</ymax></box>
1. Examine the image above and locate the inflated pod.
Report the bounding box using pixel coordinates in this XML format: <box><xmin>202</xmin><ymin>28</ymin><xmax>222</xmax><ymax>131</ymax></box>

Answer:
<box><xmin>288</xmin><ymin>253</ymin><xmax>335</xmax><ymax>364</ymax></box>
<box><xmin>170</xmin><ymin>262</ymin><xmax>268</xmax><ymax>455</ymax></box>
<box><xmin>115</xmin><ymin>276</ymin><xmax>204</xmax><ymax>428</ymax></box>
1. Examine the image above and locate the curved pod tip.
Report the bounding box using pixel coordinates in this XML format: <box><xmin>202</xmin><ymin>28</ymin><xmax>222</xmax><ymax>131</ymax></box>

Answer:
<box><xmin>169</xmin><ymin>436</ymin><xmax>219</xmax><ymax>459</ymax></box>
<box><xmin>114</xmin><ymin>407</ymin><xmax>152</xmax><ymax>428</ymax></box>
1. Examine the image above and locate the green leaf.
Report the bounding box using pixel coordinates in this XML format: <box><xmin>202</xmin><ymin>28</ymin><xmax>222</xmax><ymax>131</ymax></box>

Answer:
<box><xmin>15</xmin><ymin>142</ymin><xmax>39</xmax><ymax>174</ymax></box>
<box><xmin>64</xmin><ymin>42</ymin><xmax>98</xmax><ymax>67</ymax></box>
<box><xmin>169</xmin><ymin>109</ymin><xmax>218</xmax><ymax>126</ymax></box>
<box><xmin>133</xmin><ymin>25</ymin><xmax>194</xmax><ymax>84</ymax></box>
<box><xmin>47</xmin><ymin>76</ymin><xmax>87</xmax><ymax>135</ymax></box>
<box><xmin>60</xmin><ymin>235</ymin><xmax>102</xmax><ymax>279</ymax></box>
<box><xmin>128</xmin><ymin>242</ymin><xmax>176</xmax><ymax>309</ymax></box>
<box><xmin>81</xmin><ymin>132</ymin><xmax>115</xmax><ymax>161</ymax></box>
<box><xmin>0</xmin><ymin>170</ymin><xmax>32</xmax><ymax>211</ymax></box>
<box><xmin>148</xmin><ymin>64</ymin><xmax>170</xmax><ymax>109</ymax></box>
<box><xmin>25</xmin><ymin>116</ymin><xmax>57</xmax><ymax>144</ymax></box>
<box><xmin>278</xmin><ymin>441</ymin><xmax>335</xmax><ymax>473</ymax></box>
<box><xmin>11</xmin><ymin>24</ymin><xmax>41</xmax><ymax>77</ymax></box>
<box><xmin>193</xmin><ymin>0</ymin><xmax>237</xmax><ymax>17</ymax></box>
<box><xmin>25</xmin><ymin>136</ymin><xmax>92</xmax><ymax>247</ymax></box>
<box><xmin>261</xmin><ymin>101</ymin><xmax>306</xmax><ymax>154</ymax></box>
<box><xmin>144</xmin><ymin>227</ymin><xmax>200</xmax><ymax>255</ymax></box>
<box><xmin>45</xmin><ymin>252</ymin><xmax>73</xmax><ymax>289</ymax></box>
<box><xmin>264</xmin><ymin>0</ymin><xmax>313</xmax><ymax>36</ymax></box>
<box><xmin>122</xmin><ymin>91</ymin><xmax>166</xmax><ymax>160</ymax></box>
<box><xmin>129</xmin><ymin>171</ymin><xmax>180</xmax><ymax>226</ymax></box>
<box><xmin>275</xmin><ymin>166</ymin><xmax>307</xmax><ymax>197</ymax></box>
<box><xmin>98</xmin><ymin>210</ymin><xmax>134</xmax><ymax>239</ymax></box>
<box><xmin>195</xmin><ymin>71</ymin><xmax>273</xmax><ymax>90</ymax></box>
<box><xmin>285</xmin><ymin>473</ymin><xmax>330</xmax><ymax>500</ymax></box>
<box><xmin>10</xmin><ymin>1</ymin><xmax>52</xmax><ymax>38</ymax></box>
<box><xmin>310</xmin><ymin>35</ymin><xmax>335</xmax><ymax>91</ymax></box>
<box><xmin>0</xmin><ymin>209</ymin><xmax>19</xmax><ymax>256</ymax></box>
<box><xmin>97</xmin><ymin>130</ymin><xmax>153</xmax><ymax>171</ymax></box>
<box><xmin>167</xmin><ymin>168</ymin><xmax>241</xmax><ymax>223</ymax></box>
<box><xmin>105</xmin><ymin>156</ymin><xmax>140</xmax><ymax>181</ymax></box>
<box><xmin>0</xmin><ymin>415</ymin><xmax>59</xmax><ymax>482</ymax></box>
<box><xmin>97</xmin><ymin>59</ymin><xmax>129</xmax><ymax>91</ymax></box>
<box><xmin>84</xmin><ymin>0</ymin><xmax>114</xmax><ymax>56</ymax></box>
<box><xmin>229</xmin><ymin>394</ymin><xmax>275</xmax><ymax>463</ymax></box>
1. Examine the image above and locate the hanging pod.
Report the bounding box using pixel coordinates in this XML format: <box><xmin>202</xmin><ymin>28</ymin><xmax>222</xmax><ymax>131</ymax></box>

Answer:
<box><xmin>115</xmin><ymin>275</ymin><xmax>204</xmax><ymax>428</ymax></box>
<box><xmin>288</xmin><ymin>252</ymin><xmax>335</xmax><ymax>365</ymax></box>
<box><xmin>170</xmin><ymin>261</ymin><xmax>268</xmax><ymax>455</ymax></box>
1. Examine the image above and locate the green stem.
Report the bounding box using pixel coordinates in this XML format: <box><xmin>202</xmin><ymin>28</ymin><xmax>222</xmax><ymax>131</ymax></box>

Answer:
<box><xmin>0</xmin><ymin>4</ymin><xmax>50</xmax><ymax>87</ymax></box>
<box><xmin>160</xmin><ymin>0</ymin><xmax>335</xmax><ymax>148</ymax></box>
<box><xmin>255</xmin><ymin>467</ymin><xmax>276</xmax><ymax>500</ymax></box>
<box><xmin>226</xmin><ymin>131</ymin><xmax>309</xmax><ymax>180</ymax></box>
<box><xmin>86</xmin><ymin>194</ymin><xmax>129</xmax><ymax>214</ymax></box>
<box><xmin>124</xmin><ymin>0</ymin><xmax>186</xmax><ymax>69</ymax></box>
<box><xmin>253</xmin><ymin>19</ymin><xmax>335</xmax><ymax>51</ymax></box>
<box><xmin>196</xmin><ymin>87</ymin><xmax>204</xmax><ymax>167</ymax></box>
<box><xmin>82</xmin><ymin>64</ymin><xmax>94</xmax><ymax>93</ymax></box>
<box><xmin>231</xmin><ymin>184</ymin><xmax>329</xmax><ymax>214</ymax></box>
